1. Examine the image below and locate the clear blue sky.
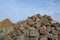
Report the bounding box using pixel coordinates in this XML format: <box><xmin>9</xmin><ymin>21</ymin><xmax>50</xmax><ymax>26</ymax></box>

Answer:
<box><xmin>0</xmin><ymin>0</ymin><xmax>60</xmax><ymax>23</ymax></box>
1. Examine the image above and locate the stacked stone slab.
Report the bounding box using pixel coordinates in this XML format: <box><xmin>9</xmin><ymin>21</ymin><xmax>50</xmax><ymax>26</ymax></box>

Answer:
<box><xmin>0</xmin><ymin>14</ymin><xmax>60</xmax><ymax>40</ymax></box>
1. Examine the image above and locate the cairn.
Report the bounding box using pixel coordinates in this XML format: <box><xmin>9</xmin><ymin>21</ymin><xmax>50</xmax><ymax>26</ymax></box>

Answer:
<box><xmin>0</xmin><ymin>14</ymin><xmax>60</xmax><ymax>40</ymax></box>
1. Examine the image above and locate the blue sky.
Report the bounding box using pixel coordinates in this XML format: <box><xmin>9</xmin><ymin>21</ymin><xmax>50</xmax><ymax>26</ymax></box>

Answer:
<box><xmin>0</xmin><ymin>0</ymin><xmax>60</xmax><ymax>23</ymax></box>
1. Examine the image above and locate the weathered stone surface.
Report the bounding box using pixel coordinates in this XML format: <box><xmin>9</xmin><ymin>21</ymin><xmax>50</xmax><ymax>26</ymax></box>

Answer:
<box><xmin>0</xmin><ymin>18</ymin><xmax>12</xmax><ymax>27</ymax></box>
<box><xmin>51</xmin><ymin>20</ymin><xmax>57</xmax><ymax>24</ymax></box>
<box><xmin>26</xmin><ymin>17</ymin><xmax>34</xmax><ymax>25</ymax></box>
<box><xmin>13</xmin><ymin>24</ymin><xmax>20</xmax><ymax>29</ymax></box>
<box><xmin>16</xmin><ymin>30</ymin><xmax>22</xmax><ymax>35</ymax></box>
<box><xmin>0</xmin><ymin>14</ymin><xmax>60</xmax><ymax>40</ymax></box>
<box><xmin>19</xmin><ymin>24</ymin><xmax>25</xmax><ymax>31</ymax></box>
<box><xmin>29</xmin><ymin>36</ymin><xmax>36</xmax><ymax>40</ymax></box>
<box><xmin>40</xmin><ymin>35</ymin><xmax>48</xmax><ymax>40</ymax></box>
<box><xmin>40</xmin><ymin>28</ymin><xmax>48</xmax><ymax>35</ymax></box>
<box><xmin>16</xmin><ymin>34</ymin><xmax>25</xmax><ymax>40</ymax></box>
<box><xmin>30</xmin><ymin>29</ymin><xmax>39</xmax><ymax>36</ymax></box>
<box><xmin>25</xmin><ymin>36</ymin><xmax>29</xmax><ymax>40</ymax></box>
<box><xmin>2</xmin><ymin>36</ymin><xmax>12</xmax><ymax>40</ymax></box>
<box><xmin>6</xmin><ymin>26</ymin><xmax>14</xmax><ymax>34</ymax></box>
<box><xmin>27</xmin><ymin>26</ymin><xmax>35</xmax><ymax>31</ymax></box>
<box><xmin>23</xmin><ymin>29</ymin><xmax>29</xmax><ymax>36</ymax></box>
<box><xmin>46</xmin><ymin>26</ymin><xmax>52</xmax><ymax>32</ymax></box>
<box><xmin>48</xmin><ymin>33</ymin><xmax>53</xmax><ymax>38</ymax></box>
<box><xmin>34</xmin><ymin>23</ymin><xmax>41</xmax><ymax>29</ymax></box>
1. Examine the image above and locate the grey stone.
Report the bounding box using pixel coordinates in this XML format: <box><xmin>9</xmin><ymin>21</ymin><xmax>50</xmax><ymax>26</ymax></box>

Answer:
<box><xmin>42</xmin><ymin>26</ymin><xmax>46</xmax><ymax>30</ymax></box>
<box><xmin>30</xmin><ymin>30</ymin><xmax>39</xmax><ymax>36</ymax></box>
<box><xmin>25</xmin><ymin>36</ymin><xmax>29</xmax><ymax>40</ymax></box>
<box><xmin>40</xmin><ymin>27</ymin><xmax>48</xmax><ymax>35</ymax></box>
<box><xmin>54</xmin><ymin>35</ymin><xmax>59</xmax><ymax>40</ymax></box>
<box><xmin>40</xmin><ymin>35</ymin><xmax>48</xmax><ymax>40</ymax></box>
<box><xmin>2</xmin><ymin>36</ymin><xmax>12</xmax><ymax>40</ymax></box>
<box><xmin>23</xmin><ymin>29</ymin><xmax>29</xmax><ymax>36</ymax></box>
<box><xmin>9</xmin><ymin>30</ymin><xmax>18</xmax><ymax>38</ymax></box>
<box><xmin>16</xmin><ymin>34</ymin><xmax>25</xmax><ymax>40</ymax></box>
<box><xmin>27</xmin><ymin>27</ymin><xmax>35</xmax><ymax>31</ymax></box>
<box><xmin>48</xmin><ymin>33</ymin><xmax>53</xmax><ymax>38</ymax></box>
<box><xmin>0</xmin><ymin>14</ymin><xmax>60</xmax><ymax>40</ymax></box>
<box><xmin>46</xmin><ymin>26</ymin><xmax>52</xmax><ymax>32</ymax></box>
<box><xmin>6</xmin><ymin>26</ymin><xmax>14</xmax><ymax>34</ymax></box>
<box><xmin>13</xmin><ymin>35</ymin><xmax>18</xmax><ymax>40</ymax></box>
<box><xmin>51</xmin><ymin>27</ymin><xmax>56</xmax><ymax>34</ymax></box>
<box><xmin>0</xmin><ymin>32</ymin><xmax>5</xmax><ymax>38</ymax></box>
<box><xmin>29</xmin><ymin>36</ymin><xmax>36</xmax><ymax>40</ymax></box>
<box><xmin>19</xmin><ymin>24</ymin><xmax>25</xmax><ymax>31</ymax></box>
<box><xmin>16</xmin><ymin>30</ymin><xmax>22</xmax><ymax>35</ymax></box>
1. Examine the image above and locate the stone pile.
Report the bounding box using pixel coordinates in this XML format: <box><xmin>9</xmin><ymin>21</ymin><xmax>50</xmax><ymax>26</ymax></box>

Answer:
<box><xmin>0</xmin><ymin>14</ymin><xmax>60</xmax><ymax>40</ymax></box>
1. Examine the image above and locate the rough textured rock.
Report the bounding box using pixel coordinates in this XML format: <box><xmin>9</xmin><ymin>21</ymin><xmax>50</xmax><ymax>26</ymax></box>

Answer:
<box><xmin>0</xmin><ymin>18</ymin><xmax>12</xmax><ymax>27</ymax></box>
<box><xmin>0</xmin><ymin>14</ymin><xmax>60</xmax><ymax>40</ymax></box>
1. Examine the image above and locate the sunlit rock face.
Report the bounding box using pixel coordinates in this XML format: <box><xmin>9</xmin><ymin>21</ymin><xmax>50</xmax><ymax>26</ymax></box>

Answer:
<box><xmin>0</xmin><ymin>14</ymin><xmax>60</xmax><ymax>40</ymax></box>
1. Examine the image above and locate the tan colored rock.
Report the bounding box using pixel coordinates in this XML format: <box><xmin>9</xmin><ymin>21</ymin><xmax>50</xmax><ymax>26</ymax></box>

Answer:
<box><xmin>51</xmin><ymin>20</ymin><xmax>57</xmax><ymax>24</ymax></box>
<box><xmin>27</xmin><ymin>26</ymin><xmax>35</xmax><ymax>31</ymax></box>
<box><xmin>40</xmin><ymin>28</ymin><xmax>48</xmax><ymax>35</ymax></box>
<box><xmin>19</xmin><ymin>24</ymin><xmax>25</xmax><ymax>31</ymax></box>
<box><xmin>31</xmin><ymin>14</ymin><xmax>38</xmax><ymax>20</ymax></box>
<box><xmin>26</xmin><ymin>17</ymin><xmax>34</xmax><ymax>25</ymax></box>
<box><xmin>13</xmin><ymin>24</ymin><xmax>20</xmax><ymax>29</ymax></box>
<box><xmin>40</xmin><ymin>35</ymin><xmax>48</xmax><ymax>40</ymax></box>
<box><xmin>41</xmin><ymin>26</ymin><xmax>47</xmax><ymax>30</ymax></box>
<box><xmin>30</xmin><ymin>30</ymin><xmax>39</xmax><ymax>36</ymax></box>
<box><xmin>0</xmin><ymin>18</ymin><xmax>13</xmax><ymax>29</ymax></box>
<box><xmin>0</xmin><ymin>22</ymin><xmax>2</xmax><ymax>27</ymax></box>
<box><xmin>34</xmin><ymin>23</ymin><xmax>41</xmax><ymax>29</ymax></box>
